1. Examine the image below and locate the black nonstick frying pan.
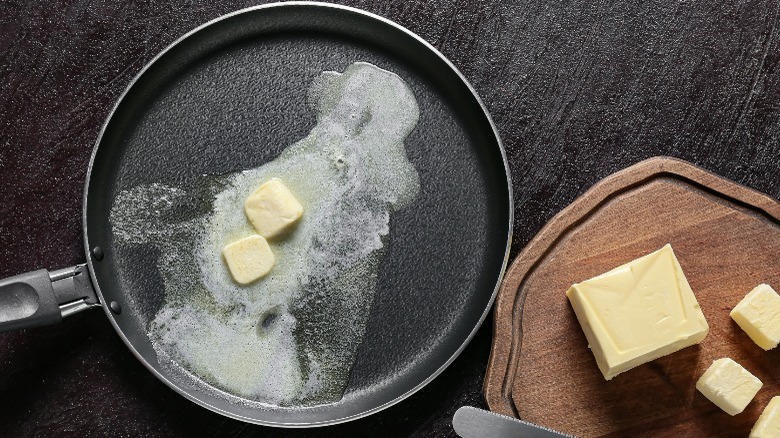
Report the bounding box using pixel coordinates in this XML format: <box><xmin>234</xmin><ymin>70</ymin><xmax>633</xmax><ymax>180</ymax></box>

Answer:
<box><xmin>0</xmin><ymin>2</ymin><xmax>512</xmax><ymax>427</ymax></box>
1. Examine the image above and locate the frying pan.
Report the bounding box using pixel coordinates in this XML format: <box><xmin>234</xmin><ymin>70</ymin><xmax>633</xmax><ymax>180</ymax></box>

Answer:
<box><xmin>0</xmin><ymin>2</ymin><xmax>512</xmax><ymax>427</ymax></box>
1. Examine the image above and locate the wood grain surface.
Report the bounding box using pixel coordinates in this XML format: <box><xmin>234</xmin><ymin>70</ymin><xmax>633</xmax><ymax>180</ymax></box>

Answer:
<box><xmin>485</xmin><ymin>157</ymin><xmax>780</xmax><ymax>437</ymax></box>
<box><xmin>1</xmin><ymin>0</ymin><xmax>779</xmax><ymax>436</ymax></box>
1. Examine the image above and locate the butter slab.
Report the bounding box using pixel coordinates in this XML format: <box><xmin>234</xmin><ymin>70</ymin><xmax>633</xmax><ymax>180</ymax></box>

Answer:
<box><xmin>696</xmin><ymin>358</ymin><xmax>762</xmax><ymax>416</ymax></box>
<box><xmin>566</xmin><ymin>244</ymin><xmax>709</xmax><ymax>380</ymax></box>
<box><xmin>731</xmin><ymin>284</ymin><xmax>780</xmax><ymax>351</ymax></box>
<box><xmin>751</xmin><ymin>396</ymin><xmax>780</xmax><ymax>438</ymax></box>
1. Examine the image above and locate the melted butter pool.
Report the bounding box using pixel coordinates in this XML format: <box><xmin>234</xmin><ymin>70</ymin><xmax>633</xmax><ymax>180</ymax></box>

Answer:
<box><xmin>110</xmin><ymin>62</ymin><xmax>420</xmax><ymax>406</ymax></box>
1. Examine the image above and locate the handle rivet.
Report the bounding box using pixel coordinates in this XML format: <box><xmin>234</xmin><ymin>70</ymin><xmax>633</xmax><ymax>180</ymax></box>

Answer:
<box><xmin>109</xmin><ymin>301</ymin><xmax>121</xmax><ymax>314</ymax></box>
<box><xmin>92</xmin><ymin>246</ymin><xmax>104</xmax><ymax>261</ymax></box>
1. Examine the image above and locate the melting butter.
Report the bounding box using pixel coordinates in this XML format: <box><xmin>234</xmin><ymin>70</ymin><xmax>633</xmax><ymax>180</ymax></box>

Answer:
<box><xmin>222</xmin><ymin>234</ymin><xmax>275</xmax><ymax>285</ymax></box>
<box><xmin>244</xmin><ymin>178</ymin><xmax>304</xmax><ymax>239</ymax></box>
<box><xmin>110</xmin><ymin>62</ymin><xmax>421</xmax><ymax>405</ymax></box>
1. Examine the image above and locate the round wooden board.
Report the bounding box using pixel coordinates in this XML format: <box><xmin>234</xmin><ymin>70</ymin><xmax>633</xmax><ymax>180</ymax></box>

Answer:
<box><xmin>484</xmin><ymin>157</ymin><xmax>780</xmax><ymax>437</ymax></box>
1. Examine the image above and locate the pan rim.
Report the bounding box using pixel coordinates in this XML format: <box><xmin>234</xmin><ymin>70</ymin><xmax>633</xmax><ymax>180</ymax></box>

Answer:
<box><xmin>82</xmin><ymin>1</ymin><xmax>514</xmax><ymax>427</ymax></box>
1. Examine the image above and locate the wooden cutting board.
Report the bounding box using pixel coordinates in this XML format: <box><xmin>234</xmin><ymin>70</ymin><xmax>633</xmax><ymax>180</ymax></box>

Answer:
<box><xmin>484</xmin><ymin>157</ymin><xmax>780</xmax><ymax>437</ymax></box>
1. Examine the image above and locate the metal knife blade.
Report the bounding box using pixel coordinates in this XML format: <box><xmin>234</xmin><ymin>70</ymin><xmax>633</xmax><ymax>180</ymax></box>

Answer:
<box><xmin>452</xmin><ymin>406</ymin><xmax>576</xmax><ymax>438</ymax></box>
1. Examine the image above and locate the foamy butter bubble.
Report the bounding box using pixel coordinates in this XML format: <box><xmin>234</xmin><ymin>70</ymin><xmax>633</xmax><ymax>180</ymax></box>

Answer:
<box><xmin>110</xmin><ymin>62</ymin><xmax>420</xmax><ymax>405</ymax></box>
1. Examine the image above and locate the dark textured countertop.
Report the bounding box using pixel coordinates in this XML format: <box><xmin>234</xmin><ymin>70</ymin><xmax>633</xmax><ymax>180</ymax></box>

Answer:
<box><xmin>1</xmin><ymin>0</ymin><xmax>778</xmax><ymax>436</ymax></box>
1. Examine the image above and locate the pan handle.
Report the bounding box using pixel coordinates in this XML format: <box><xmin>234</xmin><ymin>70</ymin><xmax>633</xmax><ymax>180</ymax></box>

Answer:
<box><xmin>0</xmin><ymin>264</ymin><xmax>100</xmax><ymax>333</ymax></box>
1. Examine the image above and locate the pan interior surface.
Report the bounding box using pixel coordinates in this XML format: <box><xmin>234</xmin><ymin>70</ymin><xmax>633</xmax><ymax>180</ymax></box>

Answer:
<box><xmin>85</xmin><ymin>3</ymin><xmax>510</xmax><ymax>426</ymax></box>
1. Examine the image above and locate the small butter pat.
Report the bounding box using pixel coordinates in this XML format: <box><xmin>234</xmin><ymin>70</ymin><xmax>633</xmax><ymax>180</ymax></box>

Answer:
<box><xmin>696</xmin><ymin>358</ymin><xmax>762</xmax><ymax>416</ymax></box>
<box><xmin>751</xmin><ymin>396</ymin><xmax>780</xmax><ymax>438</ymax></box>
<box><xmin>566</xmin><ymin>244</ymin><xmax>709</xmax><ymax>380</ymax></box>
<box><xmin>222</xmin><ymin>235</ymin><xmax>275</xmax><ymax>284</ymax></box>
<box><xmin>244</xmin><ymin>178</ymin><xmax>304</xmax><ymax>238</ymax></box>
<box><xmin>731</xmin><ymin>284</ymin><xmax>780</xmax><ymax>351</ymax></box>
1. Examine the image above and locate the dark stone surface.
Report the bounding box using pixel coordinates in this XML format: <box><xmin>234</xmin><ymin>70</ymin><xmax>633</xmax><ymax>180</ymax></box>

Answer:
<box><xmin>0</xmin><ymin>0</ymin><xmax>778</xmax><ymax>436</ymax></box>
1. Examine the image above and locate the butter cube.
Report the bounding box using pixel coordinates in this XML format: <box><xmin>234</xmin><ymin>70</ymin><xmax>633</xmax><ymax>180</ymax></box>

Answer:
<box><xmin>696</xmin><ymin>358</ymin><xmax>762</xmax><ymax>416</ymax></box>
<box><xmin>222</xmin><ymin>235</ymin><xmax>275</xmax><ymax>284</ymax></box>
<box><xmin>566</xmin><ymin>244</ymin><xmax>709</xmax><ymax>380</ymax></box>
<box><xmin>244</xmin><ymin>179</ymin><xmax>304</xmax><ymax>238</ymax></box>
<box><xmin>731</xmin><ymin>284</ymin><xmax>780</xmax><ymax>351</ymax></box>
<box><xmin>751</xmin><ymin>396</ymin><xmax>780</xmax><ymax>438</ymax></box>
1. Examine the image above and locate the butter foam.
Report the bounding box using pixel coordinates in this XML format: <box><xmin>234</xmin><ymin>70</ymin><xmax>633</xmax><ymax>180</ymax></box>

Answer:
<box><xmin>110</xmin><ymin>62</ymin><xmax>420</xmax><ymax>405</ymax></box>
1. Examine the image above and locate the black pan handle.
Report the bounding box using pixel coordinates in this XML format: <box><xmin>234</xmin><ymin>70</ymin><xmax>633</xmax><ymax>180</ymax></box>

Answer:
<box><xmin>0</xmin><ymin>264</ymin><xmax>100</xmax><ymax>332</ymax></box>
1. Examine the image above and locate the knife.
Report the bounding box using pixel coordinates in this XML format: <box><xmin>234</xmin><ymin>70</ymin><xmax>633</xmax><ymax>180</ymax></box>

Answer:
<box><xmin>453</xmin><ymin>406</ymin><xmax>576</xmax><ymax>438</ymax></box>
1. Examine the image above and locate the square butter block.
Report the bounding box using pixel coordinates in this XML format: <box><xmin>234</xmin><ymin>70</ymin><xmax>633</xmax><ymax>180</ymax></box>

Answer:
<box><xmin>222</xmin><ymin>235</ymin><xmax>275</xmax><ymax>285</ymax></box>
<box><xmin>751</xmin><ymin>396</ymin><xmax>780</xmax><ymax>438</ymax></box>
<box><xmin>566</xmin><ymin>244</ymin><xmax>709</xmax><ymax>380</ymax></box>
<box><xmin>731</xmin><ymin>284</ymin><xmax>780</xmax><ymax>351</ymax></box>
<box><xmin>696</xmin><ymin>358</ymin><xmax>762</xmax><ymax>416</ymax></box>
<box><xmin>244</xmin><ymin>178</ymin><xmax>304</xmax><ymax>239</ymax></box>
